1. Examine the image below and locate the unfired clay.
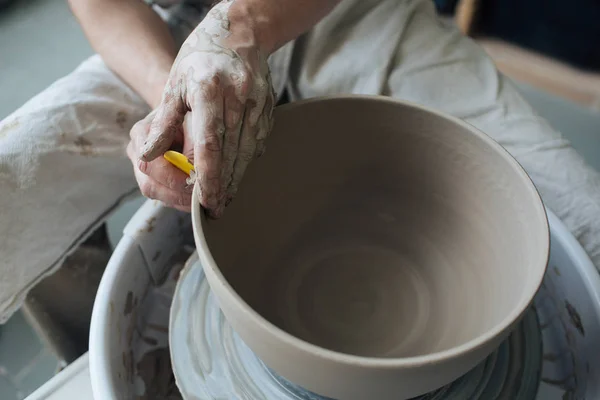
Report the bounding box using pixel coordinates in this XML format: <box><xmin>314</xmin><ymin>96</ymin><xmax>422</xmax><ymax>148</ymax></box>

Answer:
<box><xmin>191</xmin><ymin>96</ymin><xmax>549</xmax><ymax>399</ymax></box>
<box><xmin>170</xmin><ymin>252</ymin><xmax>545</xmax><ymax>400</ymax></box>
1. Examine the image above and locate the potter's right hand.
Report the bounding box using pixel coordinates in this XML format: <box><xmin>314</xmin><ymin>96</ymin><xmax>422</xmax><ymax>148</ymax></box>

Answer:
<box><xmin>138</xmin><ymin>0</ymin><xmax>276</xmax><ymax>218</ymax></box>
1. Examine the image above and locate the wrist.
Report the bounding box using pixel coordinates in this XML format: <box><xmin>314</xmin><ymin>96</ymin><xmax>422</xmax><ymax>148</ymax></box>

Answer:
<box><xmin>147</xmin><ymin>59</ymin><xmax>174</xmax><ymax>109</ymax></box>
<box><xmin>225</xmin><ymin>0</ymin><xmax>278</xmax><ymax>56</ymax></box>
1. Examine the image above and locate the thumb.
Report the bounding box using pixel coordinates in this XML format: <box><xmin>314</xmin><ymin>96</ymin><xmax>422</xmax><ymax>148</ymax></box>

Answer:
<box><xmin>140</xmin><ymin>96</ymin><xmax>187</xmax><ymax>161</ymax></box>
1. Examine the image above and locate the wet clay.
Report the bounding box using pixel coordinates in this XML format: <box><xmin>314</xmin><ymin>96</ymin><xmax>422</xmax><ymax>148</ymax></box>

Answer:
<box><xmin>193</xmin><ymin>96</ymin><xmax>549</xmax><ymax>400</ymax></box>
<box><xmin>126</xmin><ymin>246</ymin><xmax>194</xmax><ymax>398</ymax></box>
<box><xmin>202</xmin><ymin>97</ymin><xmax>548</xmax><ymax>358</ymax></box>
<box><xmin>136</xmin><ymin>348</ymin><xmax>182</xmax><ymax>400</ymax></box>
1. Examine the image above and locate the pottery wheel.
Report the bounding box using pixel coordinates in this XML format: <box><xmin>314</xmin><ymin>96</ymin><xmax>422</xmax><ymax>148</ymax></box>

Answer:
<box><xmin>169</xmin><ymin>253</ymin><xmax>544</xmax><ymax>400</ymax></box>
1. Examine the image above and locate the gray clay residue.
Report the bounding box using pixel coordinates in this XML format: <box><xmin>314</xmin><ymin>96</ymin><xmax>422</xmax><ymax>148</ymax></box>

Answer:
<box><xmin>124</xmin><ymin>291</ymin><xmax>134</xmax><ymax>316</ymax></box>
<box><xmin>128</xmin><ymin>245</ymin><xmax>194</xmax><ymax>400</ymax></box>
<box><xmin>565</xmin><ymin>301</ymin><xmax>585</xmax><ymax>336</ymax></box>
<box><xmin>136</xmin><ymin>348</ymin><xmax>182</xmax><ymax>400</ymax></box>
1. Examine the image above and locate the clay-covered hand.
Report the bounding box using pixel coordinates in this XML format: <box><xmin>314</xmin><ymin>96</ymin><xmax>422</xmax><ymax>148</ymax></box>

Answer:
<box><xmin>139</xmin><ymin>0</ymin><xmax>276</xmax><ymax>218</ymax></box>
<box><xmin>128</xmin><ymin>111</ymin><xmax>195</xmax><ymax>212</ymax></box>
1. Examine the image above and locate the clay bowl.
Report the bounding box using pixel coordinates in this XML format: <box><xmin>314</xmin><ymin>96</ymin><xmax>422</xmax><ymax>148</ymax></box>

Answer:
<box><xmin>190</xmin><ymin>95</ymin><xmax>549</xmax><ymax>399</ymax></box>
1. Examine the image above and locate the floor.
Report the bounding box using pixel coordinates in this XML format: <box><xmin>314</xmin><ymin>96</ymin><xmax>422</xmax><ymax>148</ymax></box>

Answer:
<box><xmin>0</xmin><ymin>0</ymin><xmax>93</xmax><ymax>119</ymax></box>
<box><xmin>0</xmin><ymin>0</ymin><xmax>599</xmax><ymax>398</ymax></box>
<box><xmin>0</xmin><ymin>312</ymin><xmax>65</xmax><ymax>399</ymax></box>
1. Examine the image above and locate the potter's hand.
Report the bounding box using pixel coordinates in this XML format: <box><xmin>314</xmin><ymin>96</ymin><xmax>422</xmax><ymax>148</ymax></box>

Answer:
<box><xmin>128</xmin><ymin>111</ymin><xmax>195</xmax><ymax>212</ymax></box>
<box><xmin>139</xmin><ymin>0</ymin><xmax>275</xmax><ymax>218</ymax></box>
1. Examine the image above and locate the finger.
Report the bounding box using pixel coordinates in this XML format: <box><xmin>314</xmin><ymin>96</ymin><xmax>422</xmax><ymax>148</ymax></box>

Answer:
<box><xmin>141</xmin><ymin>93</ymin><xmax>187</xmax><ymax>161</ymax></box>
<box><xmin>247</xmin><ymin>78</ymin><xmax>268</xmax><ymax>127</ymax></box>
<box><xmin>134</xmin><ymin>166</ymin><xmax>192</xmax><ymax>208</ymax></box>
<box><xmin>181</xmin><ymin>113</ymin><xmax>195</xmax><ymax>161</ymax></box>
<box><xmin>129</xmin><ymin>117</ymin><xmax>152</xmax><ymax>156</ymax></box>
<box><xmin>129</xmin><ymin>119</ymin><xmax>153</xmax><ymax>163</ymax></box>
<box><xmin>129</xmin><ymin>118</ymin><xmax>148</xmax><ymax>143</ymax></box>
<box><xmin>192</xmin><ymin>90</ymin><xmax>225</xmax><ymax>215</ymax></box>
<box><xmin>126</xmin><ymin>140</ymin><xmax>136</xmax><ymax>163</ymax></box>
<box><xmin>225</xmin><ymin>101</ymin><xmax>259</xmax><ymax>207</ymax></box>
<box><xmin>130</xmin><ymin>114</ymin><xmax>190</xmax><ymax>192</ymax></box>
<box><xmin>255</xmin><ymin>115</ymin><xmax>269</xmax><ymax>157</ymax></box>
<box><xmin>137</xmin><ymin>156</ymin><xmax>192</xmax><ymax>193</ymax></box>
<box><xmin>255</xmin><ymin>84</ymin><xmax>275</xmax><ymax>157</ymax></box>
<box><xmin>220</xmin><ymin>88</ymin><xmax>246</xmax><ymax>197</ymax></box>
<box><xmin>263</xmin><ymin>70</ymin><xmax>276</xmax><ymax>124</ymax></box>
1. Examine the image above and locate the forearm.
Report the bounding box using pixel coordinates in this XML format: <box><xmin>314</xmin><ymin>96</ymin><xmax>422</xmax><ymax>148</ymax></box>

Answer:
<box><xmin>68</xmin><ymin>0</ymin><xmax>177</xmax><ymax>108</ymax></box>
<box><xmin>228</xmin><ymin>0</ymin><xmax>342</xmax><ymax>55</ymax></box>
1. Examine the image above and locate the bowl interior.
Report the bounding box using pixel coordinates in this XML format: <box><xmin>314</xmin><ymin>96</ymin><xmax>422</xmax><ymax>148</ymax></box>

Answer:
<box><xmin>198</xmin><ymin>96</ymin><xmax>548</xmax><ymax>359</ymax></box>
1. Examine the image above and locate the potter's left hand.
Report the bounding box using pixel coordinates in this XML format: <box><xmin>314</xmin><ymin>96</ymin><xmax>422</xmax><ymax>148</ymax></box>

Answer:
<box><xmin>138</xmin><ymin>0</ymin><xmax>276</xmax><ymax>218</ymax></box>
<box><xmin>128</xmin><ymin>110</ymin><xmax>195</xmax><ymax>212</ymax></box>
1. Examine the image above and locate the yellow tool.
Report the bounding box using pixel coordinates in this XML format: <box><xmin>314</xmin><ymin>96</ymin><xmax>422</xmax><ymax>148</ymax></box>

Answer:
<box><xmin>163</xmin><ymin>150</ymin><xmax>194</xmax><ymax>176</ymax></box>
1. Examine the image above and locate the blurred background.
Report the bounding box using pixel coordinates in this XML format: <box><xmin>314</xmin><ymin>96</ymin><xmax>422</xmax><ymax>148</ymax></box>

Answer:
<box><xmin>0</xmin><ymin>0</ymin><xmax>599</xmax><ymax>398</ymax></box>
<box><xmin>436</xmin><ymin>0</ymin><xmax>600</xmax><ymax>108</ymax></box>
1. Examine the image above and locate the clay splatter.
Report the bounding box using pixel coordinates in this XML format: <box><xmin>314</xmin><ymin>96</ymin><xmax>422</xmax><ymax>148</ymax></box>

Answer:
<box><xmin>124</xmin><ymin>291</ymin><xmax>134</xmax><ymax>315</ymax></box>
<box><xmin>74</xmin><ymin>137</ymin><xmax>92</xmax><ymax>147</ymax></box>
<box><xmin>136</xmin><ymin>348</ymin><xmax>181</xmax><ymax>399</ymax></box>
<box><xmin>126</xmin><ymin>310</ymin><xmax>137</xmax><ymax>346</ymax></box>
<box><xmin>152</xmin><ymin>251</ymin><xmax>162</xmax><ymax>262</ymax></box>
<box><xmin>553</xmin><ymin>266</ymin><xmax>561</xmax><ymax>276</ymax></box>
<box><xmin>145</xmin><ymin>217</ymin><xmax>157</xmax><ymax>233</ymax></box>
<box><xmin>122</xmin><ymin>350</ymin><xmax>134</xmax><ymax>383</ymax></box>
<box><xmin>565</xmin><ymin>301</ymin><xmax>585</xmax><ymax>336</ymax></box>
<box><xmin>116</xmin><ymin>110</ymin><xmax>128</xmax><ymax>129</ymax></box>
<box><xmin>73</xmin><ymin>136</ymin><xmax>94</xmax><ymax>156</ymax></box>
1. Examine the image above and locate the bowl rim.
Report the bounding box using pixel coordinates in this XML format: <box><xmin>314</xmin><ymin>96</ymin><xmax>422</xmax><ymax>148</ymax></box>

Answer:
<box><xmin>191</xmin><ymin>94</ymin><xmax>550</xmax><ymax>368</ymax></box>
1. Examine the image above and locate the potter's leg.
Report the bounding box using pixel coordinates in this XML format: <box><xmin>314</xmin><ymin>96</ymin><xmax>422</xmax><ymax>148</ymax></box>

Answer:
<box><xmin>383</xmin><ymin>3</ymin><xmax>600</xmax><ymax>270</ymax></box>
<box><xmin>0</xmin><ymin>55</ymin><xmax>150</xmax><ymax>322</ymax></box>
<box><xmin>289</xmin><ymin>0</ymin><xmax>600</xmax><ymax>270</ymax></box>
